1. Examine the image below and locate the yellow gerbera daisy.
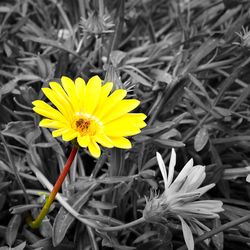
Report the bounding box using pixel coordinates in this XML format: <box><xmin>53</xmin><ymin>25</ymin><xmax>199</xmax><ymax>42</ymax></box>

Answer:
<box><xmin>32</xmin><ymin>75</ymin><xmax>147</xmax><ymax>158</ymax></box>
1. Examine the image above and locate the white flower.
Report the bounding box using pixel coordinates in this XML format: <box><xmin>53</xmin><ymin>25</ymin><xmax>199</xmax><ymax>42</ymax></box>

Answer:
<box><xmin>143</xmin><ymin>149</ymin><xmax>224</xmax><ymax>250</ymax></box>
<box><xmin>235</xmin><ymin>26</ymin><xmax>250</xmax><ymax>49</ymax></box>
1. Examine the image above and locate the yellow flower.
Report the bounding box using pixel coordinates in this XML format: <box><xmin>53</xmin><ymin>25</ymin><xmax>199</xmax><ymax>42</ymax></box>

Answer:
<box><xmin>32</xmin><ymin>76</ymin><xmax>147</xmax><ymax>158</ymax></box>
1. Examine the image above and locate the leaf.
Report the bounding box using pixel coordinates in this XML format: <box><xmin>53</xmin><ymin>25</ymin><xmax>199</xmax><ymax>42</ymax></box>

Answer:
<box><xmin>2</xmin><ymin>121</ymin><xmax>35</xmax><ymax>145</ymax></box>
<box><xmin>3</xmin><ymin>42</ymin><xmax>12</xmax><ymax>57</ymax></box>
<box><xmin>41</xmin><ymin>127</ymin><xmax>64</xmax><ymax>156</ymax></box>
<box><xmin>110</xmin><ymin>148</ymin><xmax>125</xmax><ymax>176</ymax></box>
<box><xmin>110</xmin><ymin>50</ymin><xmax>127</xmax><ymax>67</ymax></box>
<box><xmin>152</xmin><ymin>69</ymin><xmax>172</xmax><ymax>84</ymax></box>
<box><xmin>0</xmin><ymin>79</ymin><xmax>17</xmax><ymax>99</ymax></box>
<box><xmin>0</xmin><ymin>194</ymin><xmax>6</xmax><ymax>211</ymax></box>
<box><xmin>0</xmin><ymin>247</ymin><xmax>9</xmax><ymax>250</ymax></box>
<box><xmin>52</xmin><ymin>184</ymin><xmax>98</xmax><ymax>246</ymax></box>
<box><xmin>185</xmin><ymin>87</ymin><xmax>221</xmax><ymax>119</ymax></box>
<box><xmin>181</xmin><ymin>39</ymin><xmax>219</xmax><ymax>75</ymax></box>
<box><xmin>214</xmin><ymin>107</ymin><xmax>231</xmax><ymax>117</ymax></box>
<box><xmin>0</xmin><ymin>181</ymin><xmax>12</xmax><ymax>192</ymax></box>
<box><xmin>212</xmin><ymin>219</ymin><xmax>224</xmax><ymax>250</ymax></box>
<box><xmin>5</xmin><ymin>214</ymin><xmax>22</xmax><ymax>247</ymax></box>
<box><xmin>102</xmin><ymin>237</ymin><xmax>136</xmax><ymax>250</ymax></box>
<box><xmin>39</xmin><ymin>219</ymin><xmax>52</xmax><ymax>238</ymax></box>
<box><xmin>133</xmin><ymin>231</ymin><xmax>158</xmax><ymax>244</ymax></box>
<box><xmin>144</xmin><ymin>178</ymin><xmax>158</xmax><ymax>189</ymax></box>
<box><xmin>159</xmin><ymin>129</ymin><xmax>181</xmax><ymax>140</ymax></box>
<box><xmin>136</xmin><ymin>240</ymin><xmax>172</xmax><ymax>250</ymax></box>
<box><xmin>22</xmin><ymin>35</ymin><xmax>86</xmax><ymax>61</ymax></box>
<box><xmin>223</xmin><ymin>167</ymin><xmax>250</xmax><ymax>180</ymax></box>
<box><xmin>30</xmin><ymin>238</ymin><xmax>51</xmax><ymax>249</ymax></box>
<box><xmin>12</xmin><ymin>241</ymin><xmax>26</xmax><ymax>250</ymax></box>
<box><xmin>194</xmin><ymin>127</ymin><xmax>209</xmax><ymax>152</ymax></box>
<box><xmin>188</xmin><ymin>73</ymin><xmax>212</xmax><ymax>103</ymax></box>
<box><xmin>2</xmin><ymin>121</ymin><xmax>34</xmax><ymax>137</ymax></box>
<box><xmin>0</xmin><ymin>6</ymin><xmax>11</xmax><ymax>12</ymax></box>
<box><xmin>142</xmin><ymin>122</ymin><xmax>175</xmax><ymax>135</ymax></box>
<box><xmin>139</xmin><ymin>169</ymin><xmax>155</xmax><ymax>179</ymax></box>
<box><xmin>126</xmin><ymin>57</ymin><xmax>149</xmax><ymax>64</ymax></box>
<box><xmin>178</xmin><ymin>216</ymin><xmax>194</xmax><ymax>250</ymax></box>
<box><xmin>20</xmin><ymin>86</ymin><xmax>38</xmax><ymax>104</ymax></box>
<box><xmin>133</xmin><ymin>134</ymin><xmax>151</xmax><ymax>142</ymax></box>
<box><xmin>123</xmin><ymin>67</ymin><xmax>152</xmax><ymax>87</ymax></box>
<box><xmin>154</xmin><ymin>139</ymin><xmax>185</xmax><ymax>148</ymax></box>
<box><xmin>223</xmin><ymin>208</ymin><xmax>250</xmax><ymax>235</ymax></box>
<box><xmin>88</xmin><ymin>200</ymin><xmax>117</xmax><ymax>210</ymax></box>
<box><xmin>10</xmin><ymin>204</ymin><xmax>41</xmax><ymax>214</ymax></box>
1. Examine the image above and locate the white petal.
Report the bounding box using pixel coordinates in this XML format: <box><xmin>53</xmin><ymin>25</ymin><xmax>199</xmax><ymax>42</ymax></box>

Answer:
<box><xmin>167</xmin><ymin>148</ymin><xmax>176</xmax><ymax>187</ymax></box>
<box><xmin>178</xmin><ymin>216</ymin><xmax>194</xmax><ymax>250</ymax></box>
<box><xmin>190</xmin><ymin>200</ymin><xmax>224</xmax><ymax>213</ymax></box>
<box><xmin>179</xmin><ymin>165</ymin><xmax>205</xmax><ymax>193</ymax></box>
<box><xmin>195</xmin><ymin>183</ymin><xmax>215</xmax><ymax>196</ymax></box>
<box><xmin>156</xmin><ymin>152</ymin><xmax>168</xmax><ymax>190</ymax></box>
<box><xmin>168</xmin><ymin>158</ymin><xmax>194</xmax><ymax>193</ymax></box>
<box><xmin>173</xmin><ymin>158</ymin><xmax>194</xmax><ymax>184</ymax></box>
<box><xmin>247</xmin><ymin>174</ymin><xmax>250</xmax><ymax>183</ymax></box>
<box><xmin>168</xmin><ymin>192</ymin><xmax>200</xmax><ymax>207</ymax></box>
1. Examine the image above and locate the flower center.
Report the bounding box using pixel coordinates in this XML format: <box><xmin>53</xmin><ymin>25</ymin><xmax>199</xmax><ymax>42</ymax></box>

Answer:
<box><xmin>72</xmin><ymin>114</ymin><xmax>101</xmax><ymax>136</ymax></box>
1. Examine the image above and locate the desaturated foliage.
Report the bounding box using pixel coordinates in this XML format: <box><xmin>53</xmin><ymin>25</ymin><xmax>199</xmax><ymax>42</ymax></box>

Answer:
<box><xmin>1</xmin><ymin>0</ymin><xmax>250</xmax><ymax>249</ymax></box>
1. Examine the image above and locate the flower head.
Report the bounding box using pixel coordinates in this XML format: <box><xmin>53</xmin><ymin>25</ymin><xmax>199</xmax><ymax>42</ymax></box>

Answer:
<box><xmin>32</xmin><ymin>76</ymin><xmax>147</xmax><ymax>158</ymax></box>
<box><xmin>80</xmin><ymin>12</ymin><xmax>114</xmax><ymax>36</ymax></box>
<box><xmin>235</xmin><ymin>26</ymin><xmax>250</xmax><ymax>49</ymax></box>
<box><xmin>143</xmin><ymin>149</ymin><xmax>223</xmax><ymax>250</ymax></box>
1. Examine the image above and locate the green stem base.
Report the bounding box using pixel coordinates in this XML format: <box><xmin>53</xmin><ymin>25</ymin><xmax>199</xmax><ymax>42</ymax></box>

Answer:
<box><xmin>27</xmin><ymin>146</ymin><xmax>78</xmax><ymax>228</ymax></box>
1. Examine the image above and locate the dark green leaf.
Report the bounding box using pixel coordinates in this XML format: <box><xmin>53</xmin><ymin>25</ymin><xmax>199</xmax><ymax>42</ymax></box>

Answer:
<box><xmin>5</xmin><ymin>214</ymin><xmax>22</xmax><ymax>247</ymax></box>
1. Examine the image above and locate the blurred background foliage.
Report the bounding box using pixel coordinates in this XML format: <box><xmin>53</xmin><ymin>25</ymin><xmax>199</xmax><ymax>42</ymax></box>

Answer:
<box><xmin>1</xmin><ymin>0</ymin><xmax>250</xmax><ymax>249</ymax></box>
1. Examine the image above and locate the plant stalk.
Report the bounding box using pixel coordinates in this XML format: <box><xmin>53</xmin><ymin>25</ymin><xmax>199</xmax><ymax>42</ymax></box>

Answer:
<box><xmin>27</xmin><ymin>146</ymin><xmax>78</xmax><ymax>228</ymax></box>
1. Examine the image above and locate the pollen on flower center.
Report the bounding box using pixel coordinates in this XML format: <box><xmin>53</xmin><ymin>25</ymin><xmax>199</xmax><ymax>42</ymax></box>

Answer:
<box><xmin>72</xmin><ymin>115</ymin><xmax>99</xmax><ymax>136</ymax></box>
<box><xmin>76</xmin><ymin>118</ymin><xmax>90</xmax><ymax>130</ymax></box>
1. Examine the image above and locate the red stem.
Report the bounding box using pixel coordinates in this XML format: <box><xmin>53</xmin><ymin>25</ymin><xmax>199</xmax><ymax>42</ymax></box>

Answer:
<box><xmin>51</xmin><ymin>146</ymin><xmax>78</xmax><ymax>197</ymax></box>
<box><xmin>27</xmin><ymin>146</ymin><xmax>78</xmax><ymax>228</ymax></box>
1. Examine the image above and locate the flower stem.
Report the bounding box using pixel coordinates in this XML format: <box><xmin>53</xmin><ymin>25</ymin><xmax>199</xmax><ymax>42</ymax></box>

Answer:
<box><xmin>27</xmin><ymin>146</ymin><xmax>78</xmax><ymax>228</ymax></box>
<box><xmin>100</xmin><ymin>217</ymin><xmax>145</xmax><ymax>231</ymax></box>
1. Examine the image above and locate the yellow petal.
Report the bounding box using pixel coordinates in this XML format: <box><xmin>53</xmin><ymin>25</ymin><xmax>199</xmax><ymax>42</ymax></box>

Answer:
<box><xmin>77</xmin><ymin>135</ymin><xmax>90</xmax><ymax>147</ymax></box>
<box><xmin>102</xmin><ymin>99</ymin><xmax>140</xmax><ymax>123</ymax></box>
<box><xmin>88</xmin><ymin>139</ymin><xmax>101</xmax><ymax>158</ymax></box>
<box><xmin>95</xmin><ymin>133</ymin><xmax>113</xmax><ymax>148</ymax></box>
<box><xmin>100</xmin><ymin>82</ymin><xmax>113</xmax><ymax>104</ymax></box>
<box><xmin>85</xmin><ymin>75</ymin><xmax>102</xmax><ymax>114</ymax></box>
<box><xmin>61</xmin><ymin>76</ymin><xmax>79</xmax><ymax>112</ymax></box>
<box><xmin>94</xmin><ymin>89</ymin><xmax>127</xmax><ymax>119</ymax></box>
<box><xmin>62</xmin><ymin>130</ymin><xmax>78</xmax><ymax>141</ymax></box>
<box><xmin>33</xmin><ymin>102</ymin><xmax>66</xmax><ymax>123</ymax></box>
<box><xmin>39</xmin><ymin>119</ymin><xmax>66</xmax><ymax>129</ymax></box>
<box><xmin>115</xmin><ymin>113</ymin><xmax>147</xmax><ymax>128</ymax></box>
<box><xmin>49</xmin><ymin>82</ymin><xmax>74</xmax><ymax>113</ymax></box>
<box><xmin>49</xmin><ymin>81</ymin><xmax>68</xmax><ymax>100</ymax></box>
<box><xmin>104</xmin><ymin>117</ymin><xmax>141</xmax><ymax>137</ymax></box>
<box><xmin>110</xmin><ymin>137</ymin><xmax>132</xmax><ymax>149</ymax></box>
<box><xmin>42</xmin><ymin>87</ymin><xmax>73</xmax><ymax>119</ymax></box>
<box><xmin>52</xmin><ymin>128</ymin><xmax>69</xmax><ymax>137</ymax></box>
<box><xmin>75</xmin><ymin>77</ymin><xmax>86</xmax><ymax>112</ymax></box>
<box><xmin>129</xmin><ymin>113</ymin><xmax>147</xmax><ymax>121</ymax></box>
<box><xmin>93</xmin><ymin>82</ymin><xmax>113</xmax><ymax>114</ymax></box>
